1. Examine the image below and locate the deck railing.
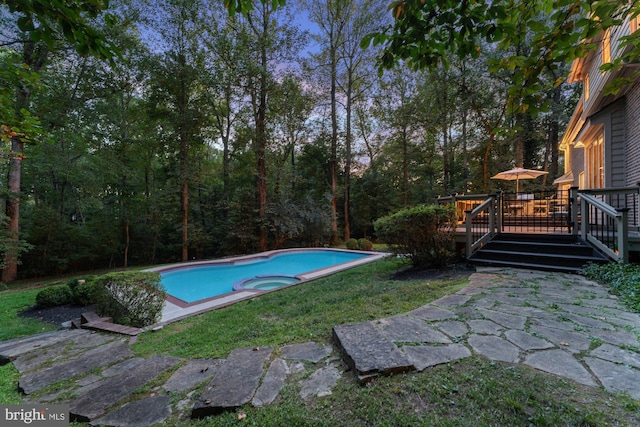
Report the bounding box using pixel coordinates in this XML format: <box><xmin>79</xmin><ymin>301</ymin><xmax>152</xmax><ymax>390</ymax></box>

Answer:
<box><xmin>575</xmin><ymin>185</ymin><xmax>640</xmax><ymax>263</ymax></box>
<box><xmin>500</xmin><ymin>189</ymin><xmax>571</xmax><ymax>233</ymax></box>
<box><xmin>435</xmin><ymin>193</ymin><xmax>492</xmax><ymax>224</ymax></box>
<box><xmin>439</xmin><ymin>184</ymin><xmax>640</xmax><ymax>263</ymax></box>
<box><xmin>435</xmin><ymin>193</ymin><xmax>498</xmax><ymax>257</ymax></box>
<box><xmin>464</xmin><ymin>195</ymin><xmax>497</xmax><ymax>258</ymax></box>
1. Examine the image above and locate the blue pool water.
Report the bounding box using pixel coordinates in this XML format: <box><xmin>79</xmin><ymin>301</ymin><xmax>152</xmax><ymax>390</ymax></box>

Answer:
<box><xmin>160</xmin><ymin>249</ymin><xmax>372</xmax><ymax>303</ymax></box>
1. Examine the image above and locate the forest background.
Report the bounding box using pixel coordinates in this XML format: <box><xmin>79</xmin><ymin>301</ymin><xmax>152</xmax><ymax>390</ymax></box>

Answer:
<box><xmin>0</xmin><ymin>0</ymin><xmax>579</xmax><ymax>281</ymax></box>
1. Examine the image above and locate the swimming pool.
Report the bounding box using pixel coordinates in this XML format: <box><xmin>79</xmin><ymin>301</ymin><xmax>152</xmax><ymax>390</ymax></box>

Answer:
<box><xmin>155</xmin><ymin>248</ymin><xmax>383</xmax><ymax>305</ymax></box>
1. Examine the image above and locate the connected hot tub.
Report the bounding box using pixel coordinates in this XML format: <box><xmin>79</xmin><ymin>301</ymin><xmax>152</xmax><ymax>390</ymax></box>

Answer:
<box><xmin>232</xmin><ymin>275</ymin><xmax>301</xmax><ymax>291</ymax></box>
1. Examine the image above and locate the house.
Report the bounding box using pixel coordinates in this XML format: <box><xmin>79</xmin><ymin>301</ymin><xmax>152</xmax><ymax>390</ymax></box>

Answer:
<box><xmin>558</xmin><ymin>15</ymin><xmax>640</xmax><ymax>192</ymax></box>
<box><xmin>443</xmin><ymin>13</ymin><xmax>640</xmax><ymax>270</ymax></box>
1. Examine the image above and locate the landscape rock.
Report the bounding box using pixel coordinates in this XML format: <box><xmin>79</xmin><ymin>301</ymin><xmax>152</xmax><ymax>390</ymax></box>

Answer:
<box><xmin>191</xmin><ymin>346</ymin><xmax>272</xmax><ymax>418</ymax></box>
<box><xmin>90</xmin><ymin>395</ymin><xmax>172</xmax><ymax>427</ymax></box>
<box><xmin>69</xmin><ymin>355</ymin><xmax>181</xmax><ymax>422</ymax></box>
<box><xmin>163</xmin><ymin>358</ymin><xmax>221</xmax><ymax>393</ymax></box>
<box><xmin>253</xmin><ymin>358</ymin><xmax>288</xmax><ymax>406</ymax></box>
<box><xmin>299</xmin><ymin>364</ymin><xmax>342</xmax><ymax>399</ymax></box>
<box><xmin>332</xmin><ymin>322</ymin><xmax>414</xmax><ymax>383</ymax></box>
<box><xmin>280</xmin><ymin>342</ymin><xmax>332</xmax><ymax>363</ymax></box>
<box><xmin>19</xmin><ymin>340</ymin><xmax>133</xmax><ymax>394</ymax></box>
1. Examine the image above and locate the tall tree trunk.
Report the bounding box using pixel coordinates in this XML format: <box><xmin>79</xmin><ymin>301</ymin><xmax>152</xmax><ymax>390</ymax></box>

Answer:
<box><xmin>2</xmin><ymin>135</ymin><xmax>24</xmax><ymax>283</ymax></box>
<box><xmin>181</xmin><ymin>145</ymin><xmax>189</xmax><ymax>262</ymax></box>
<box><xmin>2</xmin><ymin>42</ymin><xmax>48</xmax><ymax>282</ymax></box>
<box><xmin>402</xmin><ymin>128</ymin><xmax>409</xmax><ymax>205</ymax></box>
<box><xmin>255</xmin><ymin>9</ymin><xmax>269</xmax><ymax>252</ymax></box>
<box><xmin>442</xmin><ymin>122</ymin><xmax>450</xmax><ymax>192</ymax></box>
<box><xmin>343</xmin><ymin>84</ymin><xmax>352</xmax><ymax>241</ymax></box>
<box><xmin>330</xmin><ymin>41</ymin><xmax>339</xmax><ymax>245</ymax></box>
<box><xmin>514</xmin><ymin>112</ymin><xmax>524</xmax><ymax>168</ymax></box>
<box><xmin>462</xmin><ymin>106</ymin><xmax>469</xmax><ymax>187</ymax></box>
<box><xmin>180</xmin><ymin>63</ymin><xmax>190</xmax><ymax>261</ymax></box>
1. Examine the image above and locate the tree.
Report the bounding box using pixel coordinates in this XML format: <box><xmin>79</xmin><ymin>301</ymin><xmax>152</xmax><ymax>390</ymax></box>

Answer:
<box><xmin>366</xmin><ymin>0</ymin><xmax>640</xmax><ymax>114</ymax></box>
<box><xmin>145</xmin><ymin>0</ymin><xmax>210</xmax><ymax>262</ymax></box>
<box><xmin>309</xmin><ymin>0</ymin><xmax>350</xmax><ymax>245</ymax></box>
<box><xmin>230</xmin><ymin>1</ymin><xmax>306</xmax><ymax>251</ymax></box>
<box><xmin>337</xmin><ymin>0</ymin><xmax>386</xmax><ymax>241</ymax></box>
<box><xmin>0</xmin><ymin>1</ymin><xmax>116</xmax><ymax>282</ymax></box>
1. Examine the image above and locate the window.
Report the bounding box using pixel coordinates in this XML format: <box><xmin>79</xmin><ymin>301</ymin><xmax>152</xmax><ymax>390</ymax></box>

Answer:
<box><xmin>602</xmin><ymin>28</ymin><xmax>611</xmax><ymax>67</ymax></box>
<box><xmin>586</xmin><ymin>133</ymin><xmax>604</xmax><ymax>188</ymax></box>
<box><xmin>584</xmin><ymin>73</ymin><xmax>590</xmax><ymax>100</ymax></box>
<box><xmin>631</xmin><ymin>15</ymin><xmax>639</xmax><ymax>33</ymax></box>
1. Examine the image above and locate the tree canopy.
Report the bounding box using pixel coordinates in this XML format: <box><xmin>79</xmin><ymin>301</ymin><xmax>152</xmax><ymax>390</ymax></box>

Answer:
<box><xmin>3</xmin><ymin>0</ymin><xmax>117</xmax><ymax>58</ymax></box>
<box><xmin>365</xmin><ymin>0</ymin><xmax>640</xmax><ymax>113</ymax></box>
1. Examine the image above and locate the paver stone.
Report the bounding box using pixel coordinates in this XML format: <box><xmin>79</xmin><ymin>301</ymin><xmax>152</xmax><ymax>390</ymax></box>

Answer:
<box><xmin>191</xmin><ymin>346</ymin><xmax>272</xmax><ymax>418</ymax></box>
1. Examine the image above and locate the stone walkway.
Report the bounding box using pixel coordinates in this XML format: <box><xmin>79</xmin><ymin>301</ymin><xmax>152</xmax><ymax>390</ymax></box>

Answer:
<box><xmin>1</xmin><ymin>266</ymin><xmax>639</xmax><ymax>426</ymax></box>
<box><xmin>335</xmin><ymin>266</ymin><xmax>640</xmax><ymax>397</ymax></box>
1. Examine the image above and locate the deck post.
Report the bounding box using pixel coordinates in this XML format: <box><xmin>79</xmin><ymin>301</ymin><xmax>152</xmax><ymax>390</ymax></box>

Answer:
<box><xmin>489</xmin><ymin>194</ymin><xmax>496</xmax><ymax>238</ymax></box>
<box><xmin>465</xmin><ymin>210</ymin><xmax>473</xmax><ymax>258</ymax></box>
<box><xmin>580</xmin><ymin>195</ymin><xmax>588</xmax><ymax>242</ymax></box>
<box><xmin>570</xmin><ymin>186</ymin><xmax>579</xmax><ymax>235</ymax></box>
<box><xmin>618</xmin><ymin>208</ymin><xmax>630</xmax><ymax>263</ymax></box>
<box><xmin>496</xmin><ymin>191</ymin><xmax>503</xmax><ymax>233</ymax></box>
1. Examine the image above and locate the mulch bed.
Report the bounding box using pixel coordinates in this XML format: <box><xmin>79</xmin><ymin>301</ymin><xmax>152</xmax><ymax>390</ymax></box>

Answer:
<box><xmin>18</xmin><ymin>304</ymin><xmax>96</xmax><ymax>326</ymax></box>
<box><xmin>391</xmin><ymin>260</ymin><xmax>476</xmax><ymax>281</ymax></box>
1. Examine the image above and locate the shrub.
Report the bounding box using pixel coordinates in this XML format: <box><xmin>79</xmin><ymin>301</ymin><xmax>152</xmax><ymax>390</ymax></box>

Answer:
<box><xmin>94</xmin><ymin>271</ymin><xmax>166</xmax><ymax>328</ymax></box>
<box><xmin>582</xmin><ymin>262</ymin><xmax>640</xmax><ymax>312</ymax></box>
<box><xmin>72</xmin><ymin>279</ymin><xmax>101</xmax><ymax>306</ymax></box>
<box><xmin>345</xmin><ymin>238</ymin><xmax>359</xmax><ymax>250</ymax></box>
<box><xmin>374</xmin><ymin>204</ymin><xmax>457</xmax><ymax>267</ymax></box>
<box><xmin>357</xmin><ymin>238</ymin><xmax>373</xmax><ymax>251</ymax></box>
<box><xmin>36</xmin><ymin>285</ymin><xmax>74</xmax><ymax>308</ymax></box>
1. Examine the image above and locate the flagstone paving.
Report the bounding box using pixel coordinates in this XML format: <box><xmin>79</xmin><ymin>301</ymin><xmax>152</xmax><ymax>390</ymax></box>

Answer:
<box><xmin>0</xmin><ymin>266</ymin><xmax>639</xmax><ymax>426</ymax></box>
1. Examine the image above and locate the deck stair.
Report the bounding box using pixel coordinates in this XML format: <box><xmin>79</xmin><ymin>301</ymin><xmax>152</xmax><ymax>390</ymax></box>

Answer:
<box><xmin>467</xmin><ymin>233</ymin><xmax>611</xmax><ymax>273</ymax></box>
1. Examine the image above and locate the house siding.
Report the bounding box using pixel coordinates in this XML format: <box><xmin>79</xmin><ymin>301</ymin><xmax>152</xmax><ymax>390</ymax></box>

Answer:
<box><xmin>625</xmin><ymin>81</ymin><xmax>640</xmax><ymax>187</ymax></box>
<box><xmin>610</xmin><ymin>107</ymin><xmax>626</xmax><ymax>187</ymax></box>
<box><xmin>570</xmin><ymin>147</ymin><xmax>584</xmax><ymax>186</ymax></box>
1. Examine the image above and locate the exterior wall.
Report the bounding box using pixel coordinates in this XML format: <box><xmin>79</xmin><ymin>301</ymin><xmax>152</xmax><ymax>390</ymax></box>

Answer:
<box><xmin>625</xmin><ymin>80</ymin><xmax>640</xmax><ymax>186</ymax></box>
<box><xmin>561</xmin><ymin>16</ymin><xmax>639</xmax><ymax>191</ymax></box>
<box><xmin>570</xmin><ymin>146</ymin><xmax>584</xmax><ymax>187</ymax></box>
<box><xmin>610</xmin><ymin>104</ymin><xmax>626</xmax><ymax>187</ymax></box>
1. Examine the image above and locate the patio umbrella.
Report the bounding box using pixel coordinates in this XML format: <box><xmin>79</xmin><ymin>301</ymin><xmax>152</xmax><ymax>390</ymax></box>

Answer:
<box><xmin>491</xmin><ymin>167</ymin><xmax>548</xmax><ymax>193</ymax></box>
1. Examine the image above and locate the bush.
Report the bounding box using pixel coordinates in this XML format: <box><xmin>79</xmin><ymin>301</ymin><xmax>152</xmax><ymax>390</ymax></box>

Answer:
<box><xmin>582</xmin><ymin>262</ymin><xmax>640</xmax><ymax>312</ymax></box>
<box><xmin>357</xmin><ymin>238</ymin><xmax>373</xmax><ymax>251</ymax></box>
<box><xmin>36</xmin><ymin>285</ymin><xmax>74</xmax><ymax>308</ymax></box>
<box><xmin>72</xmin><ymin>279</ymin><xmax>101</xmax><ymax>306</ymax></box>
<box><xmin>345</xmin><ymin>238</ymin><xmax>359</xmax><ymax>250</ymax></box>
<box><xmin>94</xmin><ymin>271</ymin><xmax>166</xmax><ymax>328</ymax></box>
<box><xmin>374</xmin><ymin>204</ymin><xmax>457</xmax><ymax>267</ymax></box>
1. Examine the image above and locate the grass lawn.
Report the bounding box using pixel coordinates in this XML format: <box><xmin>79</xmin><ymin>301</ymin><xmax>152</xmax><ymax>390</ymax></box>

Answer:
<box><xmin>1</xmin><ymin>257</ymin><xmax>639</xmax><ymax>425</ymax></box>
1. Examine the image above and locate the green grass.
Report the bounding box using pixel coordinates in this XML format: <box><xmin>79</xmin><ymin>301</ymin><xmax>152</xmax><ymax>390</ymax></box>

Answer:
<box><xmin>2</xmin><ymin>257</ymin><xmax>639</xmax><ymax>426</ymax></box>
<box><xmin>0</xmin><ymin>364</ymin><xmax>23</xmax><ymax>404</ymax></box>
<box><xmin>133</xmin><ymin>257</ymin><xmax>467</xmax><ymax>358</ymax></box>
<box><xmin>0</xmin><ymin>287</ymin><xmax>58</xmax><ymax>342</ymax></box>
<box><xmin>163</xmin><ymin>357</ymin><xmax>640</xmax><ymax>426</ymax></box>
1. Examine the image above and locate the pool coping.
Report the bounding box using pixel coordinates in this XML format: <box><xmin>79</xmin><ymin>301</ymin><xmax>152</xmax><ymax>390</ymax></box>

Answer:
<box><xmin>147</xmin><ymin>248</ymin><xmax>390</xmax><ymax>325</ymax></box>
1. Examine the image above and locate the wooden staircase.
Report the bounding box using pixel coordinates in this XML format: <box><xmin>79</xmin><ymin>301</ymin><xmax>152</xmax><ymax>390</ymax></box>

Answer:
<box><xmin>467</xmin><ymin>233</ymin><xmax>611</xmax><ymax>273</ymax></box>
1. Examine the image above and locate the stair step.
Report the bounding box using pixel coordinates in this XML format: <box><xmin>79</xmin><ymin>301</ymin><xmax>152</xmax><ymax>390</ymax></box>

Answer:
<box><xmin>468</xmin><ymin>258</ymin><xmax>584</xmax><ymax>273</ymax></box>
<box><xmin>483</xmin><ymin>241</ymin><xmax>596</xmax><ymax>256</ymax></box>
<box><xmin>470</xmin><ymin>249</ymin><xmax>607</xmax><ymax>268</ymax></box>
<box><xmin>467</xmin><ymin>233</ymin><xmax>610</xmax><ymax>273</ymax></box>
<box><xmin>494</xmin><ymin>233</ymin><xmax>578</xmax><ymax>243</ymax></box>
